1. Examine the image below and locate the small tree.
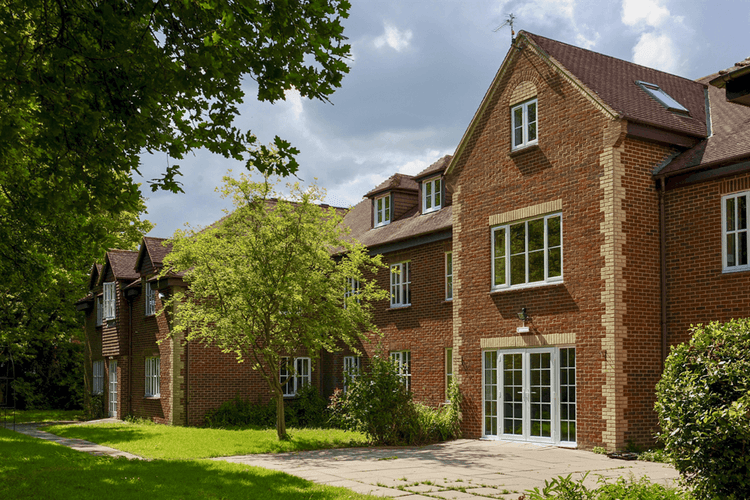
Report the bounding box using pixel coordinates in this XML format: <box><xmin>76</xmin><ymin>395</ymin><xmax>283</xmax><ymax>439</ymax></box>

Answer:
<box><xmin>163</xmin><ymin>174</ymin><xmax>387</xmax><ymax>439</ymax></box>
<box><xmin>655</xmin><ymin>319</ymin><xmax>750</xmax><ymax>499</ymax></box>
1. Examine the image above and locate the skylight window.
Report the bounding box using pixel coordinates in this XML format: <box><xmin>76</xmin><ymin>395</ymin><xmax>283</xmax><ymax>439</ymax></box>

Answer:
<box><xmin>636</xmin><ymin>81</ymin><xmax>689</xmax><ymax>115</ymax></box>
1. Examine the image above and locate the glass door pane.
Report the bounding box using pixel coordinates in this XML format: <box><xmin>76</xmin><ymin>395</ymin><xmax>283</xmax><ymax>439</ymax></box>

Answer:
<box><xmin>483</xmin><ymin>351</ymin><xmax>498</xmax><ymax>436</ymax></box>
<box><xmin>502</xmin><ymin>353</ymin><xmax>523</xmax><ymax>436</ymax></box>
<box><xmin>529</xmin><ymin>352</ymin><xmax>552</xmax><ymax>438</ymax></box>
<box><xmin>109</xmin><ymin>360</ymin><xmax>117</xmax><ymax>418</ymax></box>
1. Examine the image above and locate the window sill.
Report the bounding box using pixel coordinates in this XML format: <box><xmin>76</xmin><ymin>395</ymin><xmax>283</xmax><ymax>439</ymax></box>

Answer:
<box><xmin>373</xmin><ymin>222</ymin><xmax>391</xmax><ymax>229</ymax></box>
<box><xmin>508</xmin><ymin>143</ymin><xmax>540</xmax><ymax>158</ymax></box>
<box><xmin>144</xmin><ymin>396</ymin><xmax>161</xmax><ymax>400</ymax></box>
<box><xmin>422</xmin><ymin>207</ymin><xmax>442</xmax><ymax>215</ymax></box>
<box><xmin>388</xmin><ymin>304</ymin><xmax>411</xmax><ymax>311</ymax></box>
<box><xmin>490</xmin><ymin>280</ymin><xmax>564</xmax><ymax>294</ymax></box>
<box><xmin>444</xmin><ymin>299</ymin><xmax>453</xmax><ymax>304</ymax></box>
<box><xmin>722</xmin><ymin>266</ymin><xmax>750</xmax><ymax>274</ymax></box>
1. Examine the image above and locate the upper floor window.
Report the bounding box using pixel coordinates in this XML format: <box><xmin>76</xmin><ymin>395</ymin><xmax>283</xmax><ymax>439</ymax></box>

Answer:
<box><xmin>103</xmin><ymin>282</ymin><xmax>116</xmax><ymax>321</ymax></box>
<box><xmin>445</xmin><ymin>252</ymin><xmax>453</xmax><ymax>300</ymax></box>
<box><xmin>374</xmin><ymin>194</ymin><xmax>391</xmax><ymax>227</ymax></box>
<box><xmin>95</xmin><ymin>296</ymin><xmax>103</xmax><ymax>327</ymax></box>
<box><xmin>390</xmin><ymin>262</ymin><xmax>411</xmax><ymax>307</ymax></box>
<box><xmin>492</xmin><ymin>213</ymin><xmax>562</xmax><ymax>289</ymax></box>
<box><xmin>423</xmin><ymin>177</ymin><xmax>442</xmax><ymax>213</ymax></box>
<box><xmin>343</xmin><ymin>355</ymin><xmax>360</xmax><ymax>392</ymax></box>
<box><xmin>144</xmin><ymin>282</ymin><xmax>156</xmax><ymax>317</ymax></box>
<box><xmin>145</xmin><ymin>357</ymin><xmax>161</xmax><ymax>397</ymax></box>
<box><xmin>344</xmin><ymin>278</ymin><xmax>360</xmax><ymax>308</ymax></box>
<box><xmin>280</xmin><ymin>356</ymin><xmax>311</xmax><ymax>397</ymax></box>
<box><xmin>390</xmin><ymin>351</ymin><xmax>411</xmax><ymax>391</ymax></box>
<box><xmin>511</xmin><ymin>98</ymin><xmax>538</xmax><ymax>150</ymax></box>
<box><xmin>723</xmin><ymin>192</ymin><xmax>749</xmax><ymax>272</ymax></box>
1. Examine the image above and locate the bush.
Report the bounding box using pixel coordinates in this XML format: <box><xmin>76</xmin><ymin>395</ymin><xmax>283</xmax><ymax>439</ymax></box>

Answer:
<box><xmin>523</xmin><ymin>474</ymin><xmax>689</xmax><ymax>500</ymax></box>
<box><xmin>328</xmin><ymin>354</ymin><xmax>461</xmax><ymax>445</ymax></box>
<box><xmin>84</xmin><ymin>393</ymin><xmax>105</xmax><ymax>420</ymax></box>
<box><xmin>655</xmin><ymin>319</ymin><xmax>750</xmax><ymax>500</ymax></box>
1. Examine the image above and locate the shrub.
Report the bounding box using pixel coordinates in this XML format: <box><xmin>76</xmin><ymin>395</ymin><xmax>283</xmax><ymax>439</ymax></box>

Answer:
<box><xmin>523</xmin><ymin>474</ymin><xmax>689</xmax><ymax>500</ymax></box>
<box><xmin>84</xmin><ymin>393</ymin><xmax>105</xmax><ymax>420</ymax></box>
<box><xmin>655</xmin><ymin>319</ymin><xmax>750</xmax><ymax>500</ymax></box>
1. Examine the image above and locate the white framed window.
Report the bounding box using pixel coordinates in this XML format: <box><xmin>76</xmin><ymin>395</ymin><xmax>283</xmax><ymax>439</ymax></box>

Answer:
<box><xmin>511</xmin><ymin>98</ymin><xmax>538</xmax><ymax>150</ymax></box>
<box><xmin>722</xmin><ymin>191</ymin><xmax>749</xmax><ymax>272</ymax></box>
<box><xmin>390</xmin><ymin>351</ymin><xmax>411</xmax><ymax>391</ymax></box>
<box><xmin>145</xmin><ymin>357</ymin><xmax>160</xmax><ymax>397</ymax></box>
<box><xmin>374</xmin><ymin>194</ymin><xmax>391</xmax><ymax>227</ymax></box>
<box><xmin>423</xmin><ymin>177</ymin><xmax>442</xmax><ymax>213</ymax></box>
<box><xmin>95</xmin><ymin>296</ymin><xmax>103</xmax><ymax>327</ymax></box>
<box><xmin>445</xmin><ymin>252</ymin><xmax>453</xmax><ymax>300</ymax></box>
<box><xmin>492</xmin><ymin>213</ymin><xmax>562</xmax><ymax>290</ymax></box>
<box><xmin>280</xmin><ymin>356</ymin><xmax>311</xmax><ymax>397</ymax></box>
<box><xmin>343</xmin><ymin>356</ymin><xmax>360</xmax><ymax>392</ymax></box>
<box><xmin>390</xmin><ymin>262</ymin><xmax>411</xmax><ymax>307</ymax></box>
<box><xmin>92</xmin><ymin>360</ymin><xmax>104</xmax><ymax>395</ymax></box>
<box><xmin>344</xmin><ymin>277</ymin><xmax>360</xmax><ymax>308</ymax></box>
<box><xmin>103</xmin><ymin>282</ymin><xmax>116</xmax><ymax>321</ymax></box>
<box><xmin>144</xmin><ymin>281</ymin><xmax>156</xmax><ymax>316</ymax></box>
<box><xmin>445</xmin><ymin>348</ymin><xmax>453</xmax><ymax>398</ymax></box>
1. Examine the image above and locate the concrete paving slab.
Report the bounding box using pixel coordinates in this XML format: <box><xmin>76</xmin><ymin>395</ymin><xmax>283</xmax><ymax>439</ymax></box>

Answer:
<box><xmin>429</xmin><ymin>490</ymin><xmax>482</xmax><ymax>500</ymax></box>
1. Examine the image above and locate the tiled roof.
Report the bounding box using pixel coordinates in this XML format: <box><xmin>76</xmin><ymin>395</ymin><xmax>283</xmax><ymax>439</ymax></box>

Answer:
<box><xmin>106</xmin><ymin>249</ymin><xmax>140</xmax><ymax>281</ymax></box>
<box><xmin>343</xmin><ymin>198</ymin><xmax>452</xmax><ymax>249</ymax></box>
<box><xmin>365</xmin><ymin>173</ymin><xmax>418</xmax><ymax>198</ymax></box>
<box><xmin>414</xmin><ymin>155</ymin><xmax>452</xmax><ymax>181</ymax></box>
<box><xmin>656</xmin><ymin>75</ymin><xmax>750</xmax><ymax>176</ymax></box>
<box><xmin>143</xmin><ymin>237</ymin><xmax>171</xmax><ymax>267</ymax></box>
<box><xmin>524</xmin><ymin>32</ymin><xmax>708</xmax><ymax>138</ymax></box>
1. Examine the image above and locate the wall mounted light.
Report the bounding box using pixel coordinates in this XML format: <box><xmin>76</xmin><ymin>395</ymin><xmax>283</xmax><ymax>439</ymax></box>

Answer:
<box><xmin>517</xmin><ymin>307</ymin><xmax>530</xmax><ymax>334</ymax></box>
<box><xmin>517</xmin><ymin>307</ymin><xmax>528</xmax><ymax>322</ymax></box>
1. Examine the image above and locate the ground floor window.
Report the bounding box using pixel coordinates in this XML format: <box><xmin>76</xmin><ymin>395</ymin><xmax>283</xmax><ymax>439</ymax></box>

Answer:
<box><xmin>281</xmin><ymin>357</ymin><xmax>311</xmax><ymax>397</ymax></box>
<box><xmin>343</xmin><ymin>356</ymin><xmax>360</xmax><ymax>392</ymax></box>
<box><xmin>92</xmin><ymin>360</ymin><xmax>104</xmax><ymax>395</ymax></box>
<box><xmin>482</xmin><ymin>346</ymin><xmax>576</xmax><ymax>445</ymax></box>
<box><xmin>145</xmin><ymin>357</ymin><xmax>161</xmax><ymax>397</ymax></box>
<box><xmin>445</xmin><ymin>348</ymin><xmax>453</xmax><ymax>399</ymax></box>
<box><xmin>390</xmin><ymin>351</ymin><xmax>411</xmax><ymax>391</ymax></box>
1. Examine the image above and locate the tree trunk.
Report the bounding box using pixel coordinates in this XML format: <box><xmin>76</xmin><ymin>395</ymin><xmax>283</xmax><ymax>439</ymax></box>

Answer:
<box><xmin>276</xmin><ymin>390</ymin><xmax>287</xmax><ymax>440</ymax></box>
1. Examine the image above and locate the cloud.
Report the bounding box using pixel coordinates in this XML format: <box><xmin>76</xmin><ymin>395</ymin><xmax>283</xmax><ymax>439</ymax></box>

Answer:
<box><xmin>621</xmin><ymin>0</ymin><xmax>670</xmax><ymax>28</ymax></box>
<box><xmin>373</xmin><ymin>22</ymin><xmax>413</xmax><ymax>52</ymax></box>
<box><xmin>632</xmin><ymin>32</ymin><xmax>680</xmax><ymax>73</ymax></box>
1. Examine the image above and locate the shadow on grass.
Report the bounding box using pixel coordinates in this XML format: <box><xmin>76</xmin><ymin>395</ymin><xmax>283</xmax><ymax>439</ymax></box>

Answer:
<box><xmin>0</xmin><ymin>428</ymin><xmax>379</xmax><ymax>500</ymax></box>
<box><xmin>1</xmin><ymin>409</ymin><xmax>84</xmax><ymax>424</ymax></box>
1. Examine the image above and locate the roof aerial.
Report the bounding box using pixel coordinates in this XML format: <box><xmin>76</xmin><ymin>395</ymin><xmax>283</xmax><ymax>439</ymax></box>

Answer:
<box><xmin>636</xmin><ymin>81</ymin><xmax>690</xmax><ymax>115</ymax></box>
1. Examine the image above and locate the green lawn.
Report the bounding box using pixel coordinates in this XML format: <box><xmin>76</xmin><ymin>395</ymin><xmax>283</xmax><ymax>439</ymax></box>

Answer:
<box><xmin>0</xmin><ymin>427</ymin><xmax>383</xmax><ymax>500</ymax></box>
<box><xmin>1</xmin><ymin>409</ymin><xmax>84</xmax><ymax>424</ymax></box>
<box><xmin>45</xmin><ymin>421</ymin><xmax>370</xmax><ymax>459</ymax></box>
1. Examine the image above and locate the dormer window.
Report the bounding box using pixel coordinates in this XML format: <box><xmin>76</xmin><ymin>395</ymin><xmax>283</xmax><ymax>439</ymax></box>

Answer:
<box><xmin>511</xmin><ymin>98</ymin><xmax>538</xmax><ymax>150</ymax></box>
<box><xmin>636</xmin><ymin>81</ymin><xmax>689</xmax><ymax>115</ymax></box>
<box><xmin>423</xmin><ymin>177</ymin><xmax>442</xmax><ymax>214</ymax></box>
<box><xmin>374</xmin><ymin>194</ymin><xmax>391</xmax><ymax>227</ymax></box>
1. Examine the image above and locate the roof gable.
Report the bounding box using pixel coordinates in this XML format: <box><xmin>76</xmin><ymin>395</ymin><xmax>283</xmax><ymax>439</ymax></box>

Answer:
<box><xmin>88</xmin><ymin>263</ymin><xmax>102</xmax><ymax>290</ymax></box>
<box><xmin>135</xmin><ymin>236</ymin><xmax>171</xmax><ymax>274</ymax></box>
<box><xmin>99</xmin><ymin>249</ymin><xmax>139</xmax><ymax>285</ymax></box>
<box><xmin>365</xmin><ymin>173</ymin><xmax>418</xmax><ymax>198</ymax></box>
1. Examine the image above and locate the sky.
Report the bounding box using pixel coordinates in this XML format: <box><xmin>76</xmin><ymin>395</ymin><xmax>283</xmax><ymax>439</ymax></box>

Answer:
<box><xmin>135</xmin><ymin>0</ymin><xmax>750</xmax><ymax>237</ymax></box>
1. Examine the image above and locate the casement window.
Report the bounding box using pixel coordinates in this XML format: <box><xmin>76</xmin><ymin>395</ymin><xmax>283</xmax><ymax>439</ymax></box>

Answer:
<box><xmin>103</xmin><ymin>282</ymin><xmax>116</xmax><ymax>321</ymax></box>
<box><xmin>145</xmin><ymin>357</ymin><xmax>160</xmax><ymax>397</ymax></box>
<box><xmin>344</xmin><ymin>278</ymin><xmax>360</xmax><ymax>308</ymax></box>
<box><xmin>374</xmin><ymin>194</ymin><xmax>391</xmax><ymax>227</ymax></box>
<box><xmin>280</xmin><ymin>356</ymin><xmax>311</xmax><ymax>397</ymax></box>
<box><xmin>95</xmin><ymin>296</ymin><xmax>103</xmax><ymax>327</ymax></box>
<box><xmin>92</xmin><ymin>360</ymin><xmax>104</xmax><ymax>395</ymax></box>
<box><xmin>423</xmin><ymin>177</ymin><xmax>442</xmax><ymax>213</ymax></box>
<box><xmin>723</xmin><ymin>192</ymin><xmax>749</xmax><ymax>272</ymax></box>
<box><xmin>445</xmin><ymin>252</ymin><xmax>453</xmax><ymax>300</ymax></box>
<box><xmin>511</xmin><ymin>98</ymin><xmax>538</xmax><ymax>150</ymax></box>
<box><xmin>343</xmin><ymin>356</ymin><xmax>361</xmax><ymax>392</ymax></box>
<box><xmin>445</xmin><ymin>348</ymin><xmax>453</xmax><ymax>398</ymax></box>
<box><xmin>492</xmin><ymin>213</ymin><xmax>562</xmax><ymax>289</ymax></box>
<box><xmin>144</xmin><ymin>281</ymin><xmax>156</xmax><ymax>317</ymax></box>
<box><xmin>390</xmin><ymin>351</ymin><xmax>411</xmax><ymax>391</ymax></box>
<box><xmin>390</xmin><ymin>262</ymin><xmax>411</xmax><ymax>307</ymax></box>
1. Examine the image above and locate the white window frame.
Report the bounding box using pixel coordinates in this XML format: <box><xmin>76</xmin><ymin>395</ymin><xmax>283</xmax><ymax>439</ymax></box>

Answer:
<box><xmin>445</xmin><ymin>252</ymin><xmax>453</xmax><ymax>300</ymax></box>
<box><xmin>343</xmin><ymin>356</ymin><xmax>360</xmax><ymax>392</ymax></box>
<box><xmin>390</xmin><ymin>262</ymin><xmax>411</xmax><ymax>307</ymax></box>
<box><xmin>491</xmin><ymin>213</ymin><xmax>563</xmax><ymax>290</ymax></box>
<box><xmin>144</xmin><ymin>281</ymin><xmax>156</xmax><ymax>317</ymax></box>
<box><xmin>92</xmin><ymin>360</ymin><xmax>104</xmax><ymax>395</ymax></box>
<box><xmin>280</xmin><ymin>356</ymin><xmax>311</xmax><ymax>397</ymax></box>
<box><xmin>103</xmin><ymin>282</ymin><xmax>116</xmax><ymax>321</ymax></box>
<box><xmin>390</xmin><ymin>351</ymin><xmax>411</xmax><ymax>391</ymax></box>
<box><xmin>722</xmin><ymin>191</ymin><xmax>750</xmax><ymax>273</ymax></box>
<box><xmin>374</xmin><ymin>194</ymin><xmax>391</xmax><ymax>227</ymax></box>
<box><xmin>422</xmin><ymin>176</ymin><xmax>442</xmax><ymax>214</ymax></box>
<box><xmin>445</xmin><ymin>348</ymin><xmax>453</xmax><ymax>399</ymax></box>
<box><xmin>145</xmin><ymin>357</ymin><xmax>160</xmax><ymax>397</ymax></box>
<box><xmin>95</xmin><ymin>296</ymin><xmax>103</xmax><ymax>327</ymax></box>
<box><xmin>511</xmin><ymin>98</ymin><xmax>538</xmax><ymax>150</ymax></box>
<box><xmin>344</xmin><ymin>277</ymin><xmax>360</xmax><ymax>308</ymax></box>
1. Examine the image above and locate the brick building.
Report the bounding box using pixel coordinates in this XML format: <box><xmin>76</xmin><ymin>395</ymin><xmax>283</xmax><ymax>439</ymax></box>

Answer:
<box><xmin>76</xmin><ymin>32</ymin><xmax>750</xmax><ymax>450</ymax></box>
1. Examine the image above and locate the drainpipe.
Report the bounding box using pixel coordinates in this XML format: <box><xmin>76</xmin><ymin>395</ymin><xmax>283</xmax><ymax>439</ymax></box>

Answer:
<box><xmin>658</xmin><ymin>179</ymin><xmax>668</xmax><ymax>368</ymax></box>
<box><xmin>127</xmin><ymin>293</ymin><xmax>134</xmax><ymax>417</ymax></box>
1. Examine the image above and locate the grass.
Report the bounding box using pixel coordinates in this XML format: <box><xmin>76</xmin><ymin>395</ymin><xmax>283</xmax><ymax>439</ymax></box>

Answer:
<box><xmin>44</xmin><ymin>420</ymin><xmax>370</xmax><ymax>459</ymax></box>
<box><xmin>0</xmin><ymin>427</ymin><xmax>382</xmax><ymax>500</ymax></box>
<box><xmin>0</xmin><ymin>409</ymin><xmax>84</xmax><ymax>424</ymax></box>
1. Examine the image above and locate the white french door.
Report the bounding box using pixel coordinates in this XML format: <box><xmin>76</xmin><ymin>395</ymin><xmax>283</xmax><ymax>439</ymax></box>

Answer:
<box><xmin>109</xmin><ymin>360</ymin><xmax>118</xmax><ymax>418</ymax></box>
<box><xmin>483</xmin><ymin>347</ymin><xmax>576</xmax><ymax>445</ymax></box>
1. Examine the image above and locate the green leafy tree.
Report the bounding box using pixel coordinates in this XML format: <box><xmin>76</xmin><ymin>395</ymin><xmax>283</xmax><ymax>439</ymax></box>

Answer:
<box><xmin>163</xmin><ymin>175</ymin><xmax>386</xmax><ymax>439</ymax></box>
<box><xmin>656</xmin><ymin>319</ymin><xmax>750</xmax><ymax>500</ymax></box>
